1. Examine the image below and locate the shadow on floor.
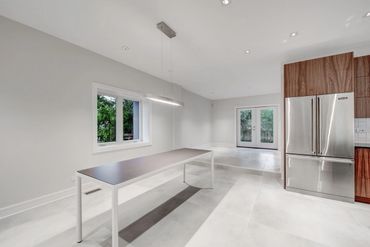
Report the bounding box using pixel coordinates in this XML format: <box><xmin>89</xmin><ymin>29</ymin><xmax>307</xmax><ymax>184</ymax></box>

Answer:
<box><xmin>119</xmin><ymin>186</ymin><xmax>201</xmax><ymax>242</ymax></box>
<box><xmin>35</xmin><ymin>166</ymin><xmax>235</xmax><ymax>247</ymax></box>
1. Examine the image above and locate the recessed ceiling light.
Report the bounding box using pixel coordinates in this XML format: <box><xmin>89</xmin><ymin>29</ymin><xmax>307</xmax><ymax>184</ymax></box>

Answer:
<box><xmin>244</xmin><ymin>49</ymin><xmax>251</xmax><ymax>54</ymax></box>
<box><xmin>289</xmin><ymin>32</ymin><xmax>298</xmax><ymax>37</ymax></box>
<box><xmin>122</xmin><ymin>45</ymin><xmax>130</xmax><ymax>51</ymax></box>
<box><xmin>221</xmin><ymin>0</ymin><xmax>231</xmax><ymax>6</ymax></box>
<box><xmin>365</xmin><ymin>12</ymin><xmax>370</xmax><ymax>17</ymax></box>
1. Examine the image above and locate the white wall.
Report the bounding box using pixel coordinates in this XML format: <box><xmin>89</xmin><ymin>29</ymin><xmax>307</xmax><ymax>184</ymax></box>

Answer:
<box><xmin>0</xmin><ymin>17</ymin><xmax>211</xmax><ymax>208</ymax></box>
<box><xmin>211</xmin><ymin>94</ymin><xmax>282</xmax><ymax>150</ymax></box>
<box><xmin>173</xmin><ymin>89</ymin><xmax>212</xmax><ymax>149</ymax></box>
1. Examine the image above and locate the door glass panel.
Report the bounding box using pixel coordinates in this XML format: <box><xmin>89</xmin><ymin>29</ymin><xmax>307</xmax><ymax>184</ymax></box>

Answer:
<box><xmin>240</xmin><ymin>110</ymin><xmax>252</xmax><ymax>142</ymax></box>
<box><xmin>260</xmin><ymin>109</ymin><xmax>274</xmax><ymax>143</ymax></box>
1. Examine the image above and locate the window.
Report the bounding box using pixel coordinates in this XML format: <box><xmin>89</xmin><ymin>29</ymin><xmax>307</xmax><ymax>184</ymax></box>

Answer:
<box><xmin>93</xmin><ymin>83</ymin><xmax>151</xmax><ymax>152</ymax></box>
<box><xmin>97</xmin><ymin>95</ymin><xmax>117</xmax><ymax>143</ymax></box>
<box><xmin>122</xmin><ymin>99</ymin><xmax>140</xmax><ymax>141</ymax></box>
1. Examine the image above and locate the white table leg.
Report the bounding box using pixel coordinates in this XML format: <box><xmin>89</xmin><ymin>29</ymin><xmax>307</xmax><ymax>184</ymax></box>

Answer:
<box><xmin>76</xmin><ymin>175</ymin><xmax>82</xmax><ymax>243</ymax></box>
<box><xmin>211</xmin><ymin>151</ymin><xmax>214</xmax><ymax>188</ymax></box>
<box><xmin>112</xmin><ymin>187</ymin><xmax>119</xmax><ymax>247</ymax></box>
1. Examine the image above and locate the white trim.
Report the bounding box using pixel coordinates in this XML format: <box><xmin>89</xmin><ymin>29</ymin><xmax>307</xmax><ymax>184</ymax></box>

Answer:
<box><xmin>0</xmin><ymin>182</ymin><xmax>95</xmax><ymax>220</ymax></box>
<box><xmin>211</xmin><ymin>142</ymin><xmax>236</xmax><ymax>148</ymax></box>
<box><xmin>190</xmin><ymin>143</ymin><xmax>213</xmax><ymax>149</ymax></box>
<box><xmin>94</xmin><ymin>141</ymin><xmax>152</xmax><ymax>153</ymax></box>
<box><xmin>235</xmin><ymin>104</ymin><xmax>279</xmax><ymax>149</ymax></box>
<box><xmin>92</xmin><ymin>82</ymin><xmax>152</xmax><ymax>153</ymax></box>
<box><xmin>235</xmin><ymin>103</ymin><xmax>280</xmax><ymax>109</ymax></box>
<box><xmin>94</xmin><ymin>82</ymin><xmax>143</xmax><ymax>99</ymax></box>
<box><xmin>116</xmin><ymin>96</ymin><xmax>123</xmax><ymax>142</ymax></box>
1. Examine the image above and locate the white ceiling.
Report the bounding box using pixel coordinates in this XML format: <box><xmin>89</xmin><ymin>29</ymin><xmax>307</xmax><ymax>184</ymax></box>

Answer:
<box><xmin>1</xmin><ymin>0</ymin><xmax>370</xmax><ymax>100</ymax></box>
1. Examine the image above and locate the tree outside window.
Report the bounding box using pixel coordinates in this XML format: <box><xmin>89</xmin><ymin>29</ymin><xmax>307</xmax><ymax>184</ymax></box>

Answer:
<box><xmin>97</xmin><ymin>95</ymin><xmax>116</xmax><ymax>143</ymax></box>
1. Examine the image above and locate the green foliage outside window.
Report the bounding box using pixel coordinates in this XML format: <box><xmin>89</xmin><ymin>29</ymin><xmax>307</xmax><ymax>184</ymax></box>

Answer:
<box><xmin>260</xmin><ymin>109</ymin><xmax>273</xmax><ymax>143</ymax></box>
<box><xmin>97</xmin><ymin>95</ymin><xmax>116</xmax><ymax>143</ymax></box>
<box><xmin>240</xmin><ymin>110</ymin><xmax>252</xmax><ymax>142</ymax></box>
<box><xmin>123</xmin><ymin>100</ymin><xmax>134</xmax><ymax>140</ymax></box>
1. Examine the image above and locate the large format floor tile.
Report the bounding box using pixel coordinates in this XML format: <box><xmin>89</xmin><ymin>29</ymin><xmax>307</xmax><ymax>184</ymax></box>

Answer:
<box><xmin>211</xmin><ymin>147</ymin><xmax>281</xmax><ymax>173</ymax></box>
<box><xmin>0</xmin><ymin>150</ymin><xmax>369</xmax><ymax>247</ymax></box>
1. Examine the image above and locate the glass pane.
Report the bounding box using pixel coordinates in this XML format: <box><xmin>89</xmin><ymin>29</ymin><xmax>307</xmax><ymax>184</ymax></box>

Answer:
<box><xmin>97</xmin><ymin>95</ymin><xmax>116</xmax><ymax>143</ymax></box>
<box><xmin>123</xmin><ymin>99</ymin><xmax>140</xmax><ymax>141</ymax></box>
<box><xmin>240</xmin><ymin>110</ymin><xmax>252</xmax><ymax>142</ymax></box>
<box><xmin>260</xmin><ymin>109</ymin><xmax>274</xmax><ymax>143</ymax></box>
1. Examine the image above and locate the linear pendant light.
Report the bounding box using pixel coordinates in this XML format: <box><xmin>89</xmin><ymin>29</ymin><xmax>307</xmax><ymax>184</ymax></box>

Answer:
<box><xmin>149</xmin><ymin>21</ymin><xmax>183</xmax><ymax>107</ymax></box>
<box><xmin>146</xmin><ymin>94</ymin><xmax>184</xmax><ymax>107</ymax></box>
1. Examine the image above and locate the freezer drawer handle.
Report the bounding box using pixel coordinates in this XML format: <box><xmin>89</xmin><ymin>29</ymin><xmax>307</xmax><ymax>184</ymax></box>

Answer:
<box><xmin>320</xmin><ymin>157</ymin><xmax>354</xmax><ymax>164</ymax></box>
<box><xmin>287</xmin><ymin>155</ymin><xmax>353</xmax><ymax>164</ymax></box>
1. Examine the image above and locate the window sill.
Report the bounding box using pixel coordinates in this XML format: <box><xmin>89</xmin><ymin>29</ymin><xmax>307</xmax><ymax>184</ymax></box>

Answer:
<box><xmin>93</xmin><ymin>141</ymin><xmax>152</xmax><ymax>154</ymax></box>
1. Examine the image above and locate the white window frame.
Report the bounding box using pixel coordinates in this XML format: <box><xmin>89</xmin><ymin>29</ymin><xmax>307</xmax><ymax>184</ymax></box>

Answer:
<box><xmin>235</xmin><ymin>104</ymin><xmax>279</xmax><ymax>150</ymax></box>
<box><xmin>92</xmin><ymin>82</ymin><xmax>152</xmax><ymax>153</ymax></box>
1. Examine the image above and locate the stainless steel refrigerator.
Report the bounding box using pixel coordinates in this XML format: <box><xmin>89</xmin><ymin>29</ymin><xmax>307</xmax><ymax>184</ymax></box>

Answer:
<box><xmin>285</xmin><ymin>92</ymin><xmax>354</xmax><ymax>202</ymax></box>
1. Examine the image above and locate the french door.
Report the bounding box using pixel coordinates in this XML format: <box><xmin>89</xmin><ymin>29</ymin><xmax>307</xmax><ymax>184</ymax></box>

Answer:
<box><xmin>237</xmin><ymin>106</ymin><xmax>278</xmax><ymax>149</ymax></box>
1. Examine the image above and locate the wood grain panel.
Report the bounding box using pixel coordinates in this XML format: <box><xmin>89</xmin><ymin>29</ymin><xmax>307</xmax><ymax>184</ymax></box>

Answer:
<box><xmin>284</xmin><ymin>62</ymin><xmax>300</xmax><ymax>97</ymax></box>
<box><xmin>355</xmin><ymin>97</ymin><xmax>367</xmax><ymax>118</ymax></box>
<box><xmin>319</xmin><ymin>52</ymin><xmax>354</xmax><ymax>94</ymax></box>
<box><xmin>355</xmin><ymin>148</ymin><xmax>370</xmax><ymax>201</ymax></box>
<box><xmin>367</xmin><ymin>97</ymin><xmax>370</xmax><ymax>118</ymax></box>
<box><xmin>309</xmin><ymin>58</ymin><xmax>325</xmax><ymax>93</ymax></box>
<box><xmin>284</xmin><ymin>59</ymin><xmax>322</xmax><ymax>97</ymax></box>
<box><xmin>356</xmin><ymin>179</ymin><xmax>370</xmax><ymax>199</ymax></box>
<box><xmin>355</xmin><ymin>55</ymin><xmax>370</xmax><ymax>77</ymax></box>
<box><xmin>355</xmin><ymin>77</ymin><xmax>370</xmax><ymax>98</ymax></box>
<box><xmin>284</xmin><ymin>52</ymin><xmax>354</xmax><ymax>97</ymax></box>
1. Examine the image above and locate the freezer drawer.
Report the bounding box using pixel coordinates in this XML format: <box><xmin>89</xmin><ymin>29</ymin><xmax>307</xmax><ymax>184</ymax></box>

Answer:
<box><xmin>286</xmin><ymin>96</ymin><xmax>316</xmax><ymax>155</ymax></box>
<box><xmin>286</xmin><ymin>154</ymin><xmax>354</xmax><ymax>199</ymax></box>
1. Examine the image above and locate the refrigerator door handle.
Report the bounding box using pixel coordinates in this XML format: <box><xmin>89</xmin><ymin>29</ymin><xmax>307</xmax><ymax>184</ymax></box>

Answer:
<box><xmin>317</xmin><ymin>96</ymin><xmax>321</xmax><ymax>155</ymax></box>
<box><xmin>311</xmin><ymin>98</ymin><xmax>315</xmax><ymax>154</ymax></box>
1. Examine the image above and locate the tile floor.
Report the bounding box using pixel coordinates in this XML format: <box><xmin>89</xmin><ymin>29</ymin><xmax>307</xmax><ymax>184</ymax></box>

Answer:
<box><xmin>211</xmin><ymin>147</ymin><xmax>281</xmax><ymax>173</ymax></box>
<box><xmin>1</xmin><ymin>149</ymin><xmax>369</xmax><ymax>247</ymax></box>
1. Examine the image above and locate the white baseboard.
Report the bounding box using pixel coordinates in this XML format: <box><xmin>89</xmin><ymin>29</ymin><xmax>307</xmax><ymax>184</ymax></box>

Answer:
<box><xmin>210</xmin><ymin>142</ymin><xmax>236</xmax><ymax>148</ymax></box>
<box><xmin>0</xmin><ymin>182</ymin><xmax>95</xmax><ymax>220</ymax></box>
<box><xmin>196</xmin><ymin>160</ymin><xmax>281</xmax><ymax>175</ymax></box>
<box><xmin>190</xmin><ymin>143</ymin><xmax>213</xmax><ymax>149</ymax></box>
